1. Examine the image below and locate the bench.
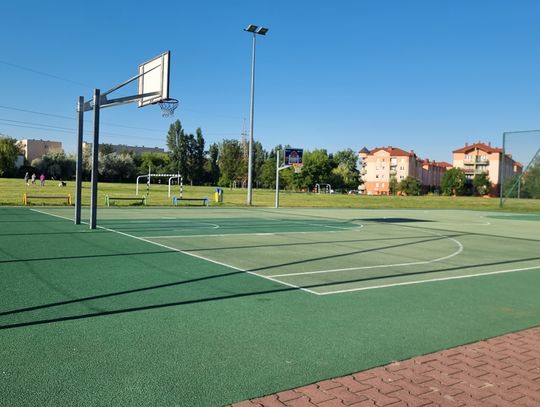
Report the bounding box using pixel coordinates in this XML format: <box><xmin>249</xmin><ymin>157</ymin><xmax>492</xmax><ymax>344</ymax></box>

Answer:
<box><xmin>23</xmin><ymin>193</ymin><xmax>72</xmax><ymax>205</ymax></box>
<box><xmin>105</xmin><ymin>195</ymin><xmax>146</xmax><ymax>206</ymax></box>
<box><xmin>172</xmin><ymin>196</ymin><xmax>209</xmax><ymax>207</ymax></box>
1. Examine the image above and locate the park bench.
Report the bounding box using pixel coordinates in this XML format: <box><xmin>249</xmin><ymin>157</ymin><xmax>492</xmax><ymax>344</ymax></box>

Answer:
<box><xmin>23</xmin><ymin>193</ymin><xmax>72</xmax><ymax>205</ymax></box>
<box><xmin>172</xmin><ymin>196</ymin><xmax>209</xmax><ymax>207</ymax></box>
<box><xmin>105</xmin><ymin>195</ymin><xmax>146</xmax><ymax>206</ymax></box>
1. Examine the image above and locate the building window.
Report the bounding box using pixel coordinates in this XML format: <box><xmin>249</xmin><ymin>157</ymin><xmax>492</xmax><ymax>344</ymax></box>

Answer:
<box><xmin>375</xmin><ymin>183</ymin><xmax>379</xmax><ymax>187</ymax></box>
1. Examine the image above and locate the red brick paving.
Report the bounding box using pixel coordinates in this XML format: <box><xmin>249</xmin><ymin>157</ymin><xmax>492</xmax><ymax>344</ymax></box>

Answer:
<box><xmin>231</xmin><ymin>326</ymin><xmax>540</xmax><ymax>407</ymax></box>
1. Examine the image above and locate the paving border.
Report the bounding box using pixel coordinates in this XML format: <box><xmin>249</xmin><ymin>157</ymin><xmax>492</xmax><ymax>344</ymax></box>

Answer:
<box><xmin>232</xmin><ymin>326</ymin><xmax>540</xmax><ymax>407</ymax></box>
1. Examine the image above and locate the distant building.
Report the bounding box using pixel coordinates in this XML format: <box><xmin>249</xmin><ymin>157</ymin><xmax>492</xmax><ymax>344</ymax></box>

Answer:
<box><xmin>358</xmin><ymin>146</ymin><xmax>449</xmax><ymax>195</ymax></box>
<box><xmin>452</xmin><ymin>142</ymin><xmax>522</xmax><ymax>195</ymax></box>
<box><xmin>82</xmin><ymin>142</ymin><xmax>164</xmax><ymax>155</ymax></box>
<box><xmin>17</xmin><ymin>139</ymin><xmax>63</xmax><ymax>163</ymax></box>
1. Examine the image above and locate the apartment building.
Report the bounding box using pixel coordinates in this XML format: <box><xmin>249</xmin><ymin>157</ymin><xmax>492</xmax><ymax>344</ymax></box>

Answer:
<box><xmin>452</xmin><ymin>142</ymin><xmax>522</xmax><ymax>194</ymax></box>
<box><xmin>358</xmin><ymin>146</ymin><xmax>449</xmax><ymax>195</ymax></box>
<box><xmin>17</xmin><ymin>139</ymin><xmax>63</xmax><ymax>163</ymax></box>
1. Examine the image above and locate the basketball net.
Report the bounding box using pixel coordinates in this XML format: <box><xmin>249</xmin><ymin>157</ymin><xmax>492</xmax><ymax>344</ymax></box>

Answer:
<box><xmin>292</xmin><ymin>163</ymin><xmax>303</xmax><ymax>174</ymax></box>
<box><xmin>158</xmin><ymin>98</ymin><xmax>179</xmax><ymax>117</ymax></box>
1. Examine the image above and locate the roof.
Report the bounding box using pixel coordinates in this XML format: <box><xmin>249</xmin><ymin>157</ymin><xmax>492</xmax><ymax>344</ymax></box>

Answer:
<box><xmin>452</xmin><ymin>142</ymin><xmax>502</xmax><ymax>154</ymax></box>
<box><xmin>369</xmin><ymin>146</ymin><xmax>415</xmax><ymax>157</ymax></box>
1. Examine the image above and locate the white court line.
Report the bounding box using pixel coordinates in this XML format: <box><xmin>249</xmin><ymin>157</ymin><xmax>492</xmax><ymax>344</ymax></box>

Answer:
<box><xmin>141</xmin><ymin>226</ymin><xmax>364</xmax><ymax>239</ymax></box>
<box><xmin>129</xmin><ymin>220</ymin><xmax>220</xmax><ymax>229</ymax></box>
<box><xmin>270</xmin><ymin>230</ymin><xmax>464</xmax><ymax>278</ymax></box>
<box><xmin>29</xmin><ymin>209</ymin><xmax>319</xmax><ymax>295</ymax></box>
<box><xmin>317</xmin><ymin>265</ymin><xmax>540</xmax><ymax>295</ymax></box>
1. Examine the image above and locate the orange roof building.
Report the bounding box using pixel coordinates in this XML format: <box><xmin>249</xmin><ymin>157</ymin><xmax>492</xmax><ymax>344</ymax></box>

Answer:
<box><xmin>358</xmin><ymin>146</ymin><xmax>449</xmax><ymax>195</ymax></box>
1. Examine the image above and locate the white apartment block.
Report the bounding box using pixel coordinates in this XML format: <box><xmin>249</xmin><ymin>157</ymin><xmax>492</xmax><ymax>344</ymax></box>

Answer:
<box><xmin>17</xmin><ymin>139</ymin><xmax>63</xmax><ymax>163</ymax></box>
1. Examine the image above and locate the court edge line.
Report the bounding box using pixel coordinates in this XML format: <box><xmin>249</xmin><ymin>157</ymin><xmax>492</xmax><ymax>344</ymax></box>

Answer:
<box><xmin>317</xmin><ymin>265</ymin><xmax>540</xmax><ymax>295</ymax></box>
<box><xmin>29</xmin><ymin>209</ymin><xmax>319</xmax><ymax>296</ymax></box>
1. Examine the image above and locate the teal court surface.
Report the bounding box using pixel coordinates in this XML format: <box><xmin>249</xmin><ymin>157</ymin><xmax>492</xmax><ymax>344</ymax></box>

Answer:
<box><xmin>1</xmin><ymin>206</ymin><xmax>539</xmax><ymax>406</ymax></box>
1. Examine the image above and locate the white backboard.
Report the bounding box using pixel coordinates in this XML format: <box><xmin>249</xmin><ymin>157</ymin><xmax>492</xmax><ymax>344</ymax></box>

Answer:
<box><xmin>138</xmin><ymin>51</ymin><xmax>170</xmax><ymax>107</ymax></box>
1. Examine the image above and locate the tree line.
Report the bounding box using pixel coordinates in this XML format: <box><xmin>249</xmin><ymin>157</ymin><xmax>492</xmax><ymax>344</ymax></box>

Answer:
<box><xmin>0</xmin><ymin>121</ymin><xmax>360</xmax><ymax>192</ymax></box>
<box><xmin>2</xmin><ymin>126</ymin><xmax>540</xmax><ymax>197</ymax></box>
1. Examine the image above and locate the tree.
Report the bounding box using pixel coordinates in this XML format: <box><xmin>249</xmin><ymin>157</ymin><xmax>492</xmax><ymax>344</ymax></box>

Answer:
<box><xmin>441</xmin><ymin>168</ymin><xmax>466</xmax><ymax>196</ymax></box>
<box><xmin>333</xmin><ymin>149</ymin><xmax>358</xmax><ymax>172</ymax></box>
<box><xmin>98</xmin><ymin>152</ymin><xmax>137</xmax><ymax>182</ymax></box>
<box><xmin>217</xmin><ymin>139</ymin><xmax>245</xmax><ymax>186</ymax></box>
<box><xmin>252</xmin><ymin>141</ymin><xmax>266</xmax><ymax>187</ymax></box>
<box><xmin>204</xmin><ymin>143</ymin><xmax>220</xmax><ymax>185</ymax></box>
<box><xmin>522</xmin><ymin>156</ymin><xmax>540</xmax><ymax>198</ymax></box>
<box><xmin>31</xmin><ymin>152</ymin><xmax>76</xmax><ymax>180</ymax></box>
<box><xmin>138</xmin><ymin>152</ymin><xmax>170</xmax><ymax>175</ymax></box>
<box><xmin>0</xmin><ymin>136</ymin><xmax>22</xmax><ymax>177</ymax></box>
<box><xmin>389</xmin><ymin>176</ymin><xmax>399</xmax><ymax>195</ymax></box>
<box><xmin>331</xmin><ymin>149</ymin><xmax>360</xmax><ymax>191</ymax></box>
<box><xmin>296</xmin><ymin>149</ymin><xmax>333</xmax><ymax>190</ymax></box>
<box><xmin>99</xmin><ymin>143</ymin><xmax>115</xmax><ymax>155</ymax></box>
<box><xmin>472</xmin><ymin>172</ymin><xmax>491</xmax><ymax>196</ymax></box>
<box><xmin>191</xmin><ymin>128</ymin><xmax>206</xmax><ymax>185</ymax></box>
<box><xmin>166</xmin><ymin>120</ymin><xmax>189</xmax><ymax>177</ymax></box>
<box><xmin>398</xmin><ymin>176</ymin><xmax>420</xmax><ymax>196</ymax></box>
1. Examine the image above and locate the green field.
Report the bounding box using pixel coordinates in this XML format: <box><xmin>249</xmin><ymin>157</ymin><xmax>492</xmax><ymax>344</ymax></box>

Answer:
<box><xmin>1</xmin><ymin>177</ymin><xmax>540</xmax><ymax>211</ymax></box>
<box><xmin>1</xmin><ymin>205</ymin><xmax>539</xmax><ymax>406</ymax></box>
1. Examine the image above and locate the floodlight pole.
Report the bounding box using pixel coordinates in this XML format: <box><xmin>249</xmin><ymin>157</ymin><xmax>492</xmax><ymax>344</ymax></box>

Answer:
<box><xmin>246</xmin><ymin>32</ymin><xmax>257</xmax><ymax>206</ymax></box>
<box><xmin>245</xmin><ymin>25</ymin><xmax>268</xmax><ymax>206</ymax></box>
<box><xmin>89</xmin><ymin>89</ymin><xmax>100</xmax><ymax>229</ymax></box>
<box><xmin>74</xmin><ymin>96</ymin><xmax>84</xmax><ymax>224</ymax></box>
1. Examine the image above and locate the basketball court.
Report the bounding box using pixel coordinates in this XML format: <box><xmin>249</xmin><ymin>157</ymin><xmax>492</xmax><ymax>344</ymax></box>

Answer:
<box><xmin>1</xmin><ymin>206</ymin><xmax>539</xmax><ymax>405</ymax></box>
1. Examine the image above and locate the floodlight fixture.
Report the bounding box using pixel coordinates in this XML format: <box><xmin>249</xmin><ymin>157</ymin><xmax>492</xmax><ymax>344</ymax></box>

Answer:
<box><xmin>256</xmin><ymin>27</ymin><xmax>269</xmax><ymax>35</ymax></box>
<box><xmin>245</xmin><ymin>24</ymin><xmax>258</xmax><ymax>33</ymax></box>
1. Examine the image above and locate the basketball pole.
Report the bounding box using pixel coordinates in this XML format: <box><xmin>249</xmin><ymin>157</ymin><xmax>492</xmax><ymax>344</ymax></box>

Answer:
<box><xmin>89</xmin><ymin>89</ymin><xmax>100</xmax><ymax>230</ymax></box>
<box><xmin>74</xmin><ymin>96</ymin><xmax>84</xmax><ymax>224</ymax></box>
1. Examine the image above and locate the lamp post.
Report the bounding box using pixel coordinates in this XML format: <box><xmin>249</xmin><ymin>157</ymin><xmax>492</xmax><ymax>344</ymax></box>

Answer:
<box><xmin>244</xmin><ymin>24</ymin><xmax>268</xmax><ymax>206</ymax></box>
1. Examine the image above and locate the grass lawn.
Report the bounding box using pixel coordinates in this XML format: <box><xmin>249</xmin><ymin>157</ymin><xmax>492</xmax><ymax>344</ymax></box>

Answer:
<box><xmin>1</xmin><ymin>177</ymin><xmax>539</xmax><ymax>212</ymax></box>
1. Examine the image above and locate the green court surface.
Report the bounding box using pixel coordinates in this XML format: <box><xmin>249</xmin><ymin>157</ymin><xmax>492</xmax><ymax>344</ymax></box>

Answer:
<box><xmin>1</xmin><ymin>207</ymin><xmax>539</xmax><ymax>406</ymax></box>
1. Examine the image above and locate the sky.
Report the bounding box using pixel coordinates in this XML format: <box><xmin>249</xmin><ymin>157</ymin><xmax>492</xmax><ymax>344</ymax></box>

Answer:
<box><xmin>1</xmin><ymin>0</ymin><xmax>540</xmax><ymax>164</ymax></box>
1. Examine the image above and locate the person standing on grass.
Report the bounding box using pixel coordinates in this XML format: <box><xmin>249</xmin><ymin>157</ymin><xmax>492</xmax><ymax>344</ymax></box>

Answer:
<box><xmin>31</xmin><ymin>173</ymin><xmax>36</xmax><ymax>185</ymax></box>
<box><xmin>24</xmin><ymin>172</ymin><xmax>29</xmax><ymax>185</ymax></box>
<box><xmin>39</xmin><ymin>174</ymin><xmax>45</xmax><ymax>186</ymax></box>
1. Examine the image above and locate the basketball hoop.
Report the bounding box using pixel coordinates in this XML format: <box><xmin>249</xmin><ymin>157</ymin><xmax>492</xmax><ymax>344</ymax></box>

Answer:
<box><xmin>158</xmin><ymin>98</ymin><xmax>179</xmax><ymax>117</ymax></box>
<box><xmin>292</xmin><ymin>163</ymin><xmax>303</xmax><ymax>174</ymax></box>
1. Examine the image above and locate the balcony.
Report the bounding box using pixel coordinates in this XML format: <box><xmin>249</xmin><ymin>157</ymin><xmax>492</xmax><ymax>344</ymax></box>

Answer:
<box><xmin>463</xmin><ymin>158</ymin><xmax>489</xmax><ymax>165</ymax></box>
<box><xmin>463</xmin><ymin>168</ymin><xmax>489</xmax><ymax>175</ymax></box>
